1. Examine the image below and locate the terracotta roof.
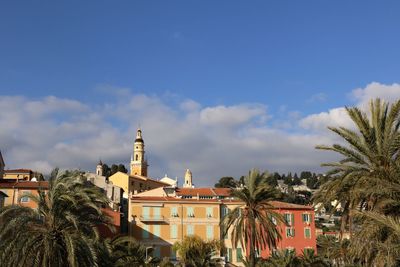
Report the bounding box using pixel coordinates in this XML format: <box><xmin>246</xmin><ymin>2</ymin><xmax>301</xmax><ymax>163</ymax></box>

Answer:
<box><xmin>131</xmin><ymin>195</ymin><xmax>241</xmax><ymax>203</ymax></box>
<box><xmin>0</xmin><ymin>181</ymin><xmax>49</xmax><ymax>189</ymax></box>
<box><xmin>176</xmin><ymin>187</ymin><xmax>231</xmax><ymax>197</ymax></box>
<box><xmin>269</xmin><ymin>201</ymin><xmax>314</xmax><ymax>210</ymax></box>
<box><xmin>4</xmin><ymin>169</ymin><xmax>33</xmax><ymax>173</ymax></box>
<box><xmin>131</xmin><ymin>195</ymin><xmax>313</xmax><ymax>210</ymax></box>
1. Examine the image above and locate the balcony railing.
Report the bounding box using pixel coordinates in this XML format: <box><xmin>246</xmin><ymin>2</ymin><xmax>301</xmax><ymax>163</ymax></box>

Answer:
<box><xmin>140</xmin><ymin>215</ymin><xmax>168</xmax><ymax>223</ymax></box>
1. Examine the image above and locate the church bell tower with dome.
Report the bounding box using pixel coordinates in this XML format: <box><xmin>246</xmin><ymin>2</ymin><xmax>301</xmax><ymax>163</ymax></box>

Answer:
<box><xmin>130</xmin><ymin>128</ymin><xmax>148</xmax><ymax>177</ymax></box>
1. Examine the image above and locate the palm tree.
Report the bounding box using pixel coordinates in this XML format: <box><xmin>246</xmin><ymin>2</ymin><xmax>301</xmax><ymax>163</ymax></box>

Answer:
<box><xmin>313</xmin><ymin>98</ymin><xmax>400</xmax><ymax>264</ymax></box>
<box><xmin>260</xmin><ymin>250</ymin><xmax>301</xmax><ymax>267</ymax></box>
<box><xmin>98</xmin><ymin>235</ymin><xmax>157</xmax><ymax>267</ymax></box>
<box><xmin>220</xmin><ymin>169</ymin><xmax>285</xmax><ymax>267</ymax></box>
<box><xmin>0</xmin><ymin>169</ymin><xmax>112</xmax><ymax>267</ymax></box>
<box><xmin>173</xmin><ymin>235</ymin><xmax>222</xmax><ymax>267</ymax></box>
<box><xmin>299</xmin><ymin>249</ymin><xmax>329</xmax><ymax>267</ymax></box>
<box><xmin>313</xmin><ymin>98</ymin><xmax>400</xmax><ymax>237</ymax></box>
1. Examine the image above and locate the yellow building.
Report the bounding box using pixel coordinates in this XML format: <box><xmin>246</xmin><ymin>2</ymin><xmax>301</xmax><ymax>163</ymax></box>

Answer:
<box><xmin>3</xmin><ymin>169</ymin><xmax>34</xmax><ymax>181</ymax></box>
<box><xmin>130</xmin><ymin>187</ymin><xmax>241</xmax><ymax>261</ymax></box>
<box><xmin>109</xmin><ymin>171</ymin><xmax>169</xmax><ymax>198</ymax></box>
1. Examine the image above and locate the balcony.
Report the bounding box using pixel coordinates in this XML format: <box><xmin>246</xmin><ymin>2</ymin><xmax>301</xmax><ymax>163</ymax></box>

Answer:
<box><xmin>140</xmin><ymin>215</ymin><xmax>169</xmax><ymax>223</ymax></box>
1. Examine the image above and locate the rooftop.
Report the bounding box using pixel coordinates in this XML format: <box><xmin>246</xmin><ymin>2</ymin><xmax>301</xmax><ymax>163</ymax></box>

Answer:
<box><xmin>0</xmin><ymin>181</ymin><xmax>49</xmax><ymax>189</ymax></box>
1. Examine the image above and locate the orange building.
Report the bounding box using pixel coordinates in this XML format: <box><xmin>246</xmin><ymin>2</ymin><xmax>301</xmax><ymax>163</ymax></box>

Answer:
<box><xmin>129</xmin><ymin>187</ymin><xmax>316</xmax><ymax>265</ymax></box>
<box><xmin>0</xmin><ymin>180</ymin><xmax>122</xmax><ymax>237</ymax></box>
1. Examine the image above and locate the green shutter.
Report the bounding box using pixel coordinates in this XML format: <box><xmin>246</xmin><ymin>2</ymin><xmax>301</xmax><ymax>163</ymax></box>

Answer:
<box><xmin>187</xmin><ymin>207</ymin><xmax>194</xmax><ymax>217</ymax></box>
<box><xmin>143</xmin><ymin>207</ymin><xmax>150</xmax><ymax>219</ymax></box>
<box><xmin>171</xmin><ymin>207</ymin><xmax>178</xmax><ymax>217</ymax></box>
<box><xmin>206</xmin><ymin>207</ymin><xmax>213</xmax><ymax>217</ymax></box>
<box><xmin>206</xmin><ymin>225</ymin><xmax>213</xmax><ymax>239</ymax></box>
<box><xmin>291</xmin><ymin>213</ymin><xmax>294</xmax><ymax>225</ymax></box>
<box><xmin>305</xmin><ymin>228</ymin><xmax>311</xmax><ymax>238</ymax></box>
<box><xmin>187</xmin><ymin>225</ymin><xmax>194</xmax><ymax>235</ymax></box>
<box><xmin>153</xmin><ymin>225</ymin><xmax>160</xmax><ymax>238</ymax></box>
<box><xmin>171</xmin><ymin>225</ymin><xmax>177</xmax><ymax>239</ymax></box>
<box><xmin>236</xmin><ymin>248</ymin><xmax>243</xmax><ymax>262</ymax></box>
<box><xmin>292</xmin><ymin>228</ymin><xmax>295</xmax><ymax>237</ymax></box>
<box><xmin>153</xmin><ymin>207</ymin><xmax>161</xmax><ymax>218</ymax></box>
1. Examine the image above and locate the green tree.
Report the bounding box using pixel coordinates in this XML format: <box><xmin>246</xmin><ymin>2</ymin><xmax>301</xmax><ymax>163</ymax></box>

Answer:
<box><xmin>117</xmin><ymin>164</ymin><xmax>128</xmax><ymax>173</ymax></box>
<box><xmin>98</xmin><ymin>235</ymin><xmax>156</xmax><ymax>267</ymax></box>
<box><xmin>111</xmin><ymin>164</ymin><xmax>119</xmax><ymax>175</ymax></box>
<box><xmin>221</xmin><ymin>169</ymin><xmax>285</xmax><ymax>267</ymax></box>
<box><xmin>215</xmin><ymin>177</ymin><xmax>238</xmax><ymax>188</ymax></box>
<box><xmin>0</xmin><ymin>169</ymin><xmax>112</xmax><ymax>267</ymax></box>
<box><xmin>300</xmin><ymin>171</ymin><xmax>312</xmax><ymax>180</ymax></box>
<box><xmin>299</xmin><ymin>249</ymin><xmax>329</xmax><ymax>267</ymax></box>
<box><xmin>261</xmin><ymin>250</ymin><xmax>301</xmax><ymax>267</ymax></box>
<box><xmin>173</xmin><ymin>235</ymin><xmax>222</xmax><ymax>267</ymax></box>
<box><xmin>313</xmin><ymin>98</ymin><xmax>400</xmax><ymax>245</ymax></box>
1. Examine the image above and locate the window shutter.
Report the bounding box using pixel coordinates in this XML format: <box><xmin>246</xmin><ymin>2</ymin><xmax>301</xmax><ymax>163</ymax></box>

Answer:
<box><xmin>291</xmin><ymin>213</ymin><xmax>295</xmax><ymax>225</ymax></box>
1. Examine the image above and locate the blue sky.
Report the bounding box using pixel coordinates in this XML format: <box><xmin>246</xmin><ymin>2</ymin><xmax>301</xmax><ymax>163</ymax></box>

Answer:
<box><xmin>1</xmin><ymin>1</ymin><xmax>400</xmax><ymax>184</ymax></box>
<box><xmin>2</xmin><ymin>1</ymin><xmax>400</xmax><ymax>110</ymax></box>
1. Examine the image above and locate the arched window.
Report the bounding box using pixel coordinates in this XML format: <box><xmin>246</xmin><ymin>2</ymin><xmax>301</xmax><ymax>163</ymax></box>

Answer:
<box><xmin>136</xmin><ymin>154</ymin><xmax>139</xmax><ymax>161</ymax></box>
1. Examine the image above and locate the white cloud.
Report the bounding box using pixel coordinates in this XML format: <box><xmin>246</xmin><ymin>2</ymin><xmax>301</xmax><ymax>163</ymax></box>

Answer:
<box><xmin>2</xmin><ymin>82</ymin><xmax>398</xmax><ymax>186</ymax></box>
<box><xmin>351</xmin><ymin>82</ymin><xmax>400</xmax><ymax>107</ymax></box>
<box><xmin>300</xmin><ymin>82</ymin><xmax>400</xmax><ymax>133</ymax></box>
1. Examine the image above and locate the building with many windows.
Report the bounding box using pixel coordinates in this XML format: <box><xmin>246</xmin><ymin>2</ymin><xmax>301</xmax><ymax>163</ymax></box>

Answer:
<box><xmin>129</xmin><ymin>186</ymin><xmax>316</xmax><ymax>265</ymax></box>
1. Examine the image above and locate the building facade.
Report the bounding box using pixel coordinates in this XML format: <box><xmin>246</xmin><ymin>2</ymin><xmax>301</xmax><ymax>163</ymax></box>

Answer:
<box><xmin>3</xmin><ymin>169</ymin><xmax>34</xmax><ymax>181</ymax></box>
<box><xmin>129</xmin><ymin>187</ymin><xmax>316</xmax><ymax>265</ymax></box>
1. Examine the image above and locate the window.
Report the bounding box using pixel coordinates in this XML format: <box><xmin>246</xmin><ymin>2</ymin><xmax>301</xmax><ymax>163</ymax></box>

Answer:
<box><xmin>236</xmin><ymin>248</ymin><xmax>243</xmax><ymax>262</ymax></box>
<box><xmin>187</xmin><ymin>225</ymin><xmax>194</xmax><ymax>235</ymax></box>
<box><xmin>143</xmin><ymin>207</ymin><xmax>150</xmax><ymax>220</ymax></box>
<box><xmin>302</xmin><ymin>213</ymin><xmax>311</xmax><ymax>223</ymax></box>
<box><xmin>304</xmin><ymin>227</ymin><xmax>311</xmax><ymax>238</ymax></box>
<box><xmin>153</xmin><ymin>207</ymin><xmax>161</xmax><ymax>219</ymax></box>
<box><xmin>286</xmin><ymin>227</ymin><xmax>295</xmax><ymax>237</ymax></box>
<box><xmin>206</xmin><ymin>207</ymin><xmax>213</xmax><ymax>218</ymax></box>
<box><xmin>227</xmin><ymin>248</ymin><xmax>232</xmax><ymax>262</ymax></box>
<box><xmin>20</xmin><ymin>191</ymin><xmax>29</xmax><ymax>203</ymax></box>
<box><xmin>171</xmin><ymin>225</ymin><xmax>178</xmax><ymax>239</ymax></box>
<box><xmin>284</xmin><ymin>213</ymin><xmax>294</xmax><ymax>226</ymax></box>
<box><xmin>206</xmin><ymin>225</ymin><xmax>213</xmax><ymax>239</ymax></box>
<box><xmin>170</xmin><ymin>206</ymin><xmax>178</xmax><ymax>217</ymax></box>
<box><xmin>153</xmin><ymin>225</ymin><xmax>160</xmax><ymax>238</ymax></box>
<box><xmin>136</xmin><ymin>154</ymin><xmax>139</xmax><ymax>161</ymax></box>
<box><xmin>187</xmin><ymin>207</ymin><xmax>194</xmax><ymax>217</ymax></box>
<box><xmin>221</xmin><ymin>206</ymin><xmax>229</xmax><ymax>218</ymax></box>
<box><xmin>142</xmin><ymin>225</ymin><xmax>149</xmax><ymax>239</ymax></box>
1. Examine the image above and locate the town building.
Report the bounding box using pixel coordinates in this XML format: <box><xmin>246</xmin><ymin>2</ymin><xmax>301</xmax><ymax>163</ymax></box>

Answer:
<box><xmin>129</xmin><ymin>186</ymin><xmax>316</xmax><ymax>265</ymax></box>
<box><xmin>3</xmin><ymin>169</ymin><xmax>34</xmax><ymax>181</ymax></box>
<box><xmin>0</xmin><ymin>179</ymin><xmax>121</xmax><ymax>237</ymax></box>
<box><xmin>108</xmin><ymin>129</ymin><xmax>172</xmax><ymax>199</ymax></box>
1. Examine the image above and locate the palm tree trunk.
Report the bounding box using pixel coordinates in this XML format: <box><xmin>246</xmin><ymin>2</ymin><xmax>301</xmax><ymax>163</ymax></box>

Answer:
<box><xmin>249</xmin><ymin>217</ymin><xmax>256</xmax><ymax>267</ymax></box>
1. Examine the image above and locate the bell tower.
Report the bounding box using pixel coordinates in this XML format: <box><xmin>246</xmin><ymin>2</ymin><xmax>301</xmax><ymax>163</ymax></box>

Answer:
<box><xmin>130</xmin><ymin>128</ymin><xmax>148</xmax><ymax>176</ymax></box>
<box><xmin>96</xmin><ymin>160</ymin><xmax>103</xmax><ymax>176</ymax></box>
<box><xmin>183</xmin><ymin>169</ymin><xmax>193</xmax><ymax>188</ymax></box>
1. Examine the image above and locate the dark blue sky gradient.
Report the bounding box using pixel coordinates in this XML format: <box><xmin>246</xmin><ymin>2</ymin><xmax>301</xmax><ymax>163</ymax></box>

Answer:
<box><xmin>1</xmin><ymin>1</ymin><xmax>399</xmax><ymax>114</ymax></box>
